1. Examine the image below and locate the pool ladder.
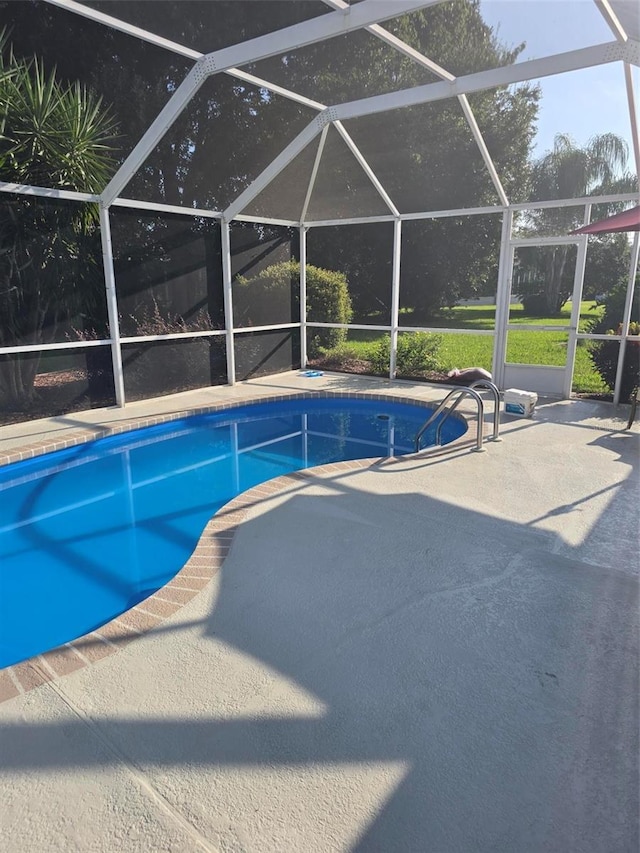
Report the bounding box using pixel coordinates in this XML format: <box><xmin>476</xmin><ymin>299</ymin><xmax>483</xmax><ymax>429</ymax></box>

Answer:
<box><xmin>414</xmin><ymin>380</ymin><xmax>501</xmax><ymax>453</ymax></box>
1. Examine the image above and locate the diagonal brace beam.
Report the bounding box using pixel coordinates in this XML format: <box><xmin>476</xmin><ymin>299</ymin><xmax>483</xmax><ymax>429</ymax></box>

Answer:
<box><xmin>332</xmin><ymin>40</ymin><xmax>640</xmax><ymax>123</ymax></box>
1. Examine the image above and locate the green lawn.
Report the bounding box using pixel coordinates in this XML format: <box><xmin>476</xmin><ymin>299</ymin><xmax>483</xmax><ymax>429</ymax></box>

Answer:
<box><xmin>317</xmin><ymin>302</ymin><xmax>610</xmax><ymax>394</ymax></box>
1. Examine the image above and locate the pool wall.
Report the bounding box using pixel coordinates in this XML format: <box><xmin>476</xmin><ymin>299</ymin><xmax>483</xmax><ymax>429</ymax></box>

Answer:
<box><xmin>0</xmin><ymin>390</ymin><xmax>473</xmax><ymax>703</ymax></box>
<box><xmin>0</xmin><ymin>390</ymin><xmax>468</xmax><ymax>468</ymax></box>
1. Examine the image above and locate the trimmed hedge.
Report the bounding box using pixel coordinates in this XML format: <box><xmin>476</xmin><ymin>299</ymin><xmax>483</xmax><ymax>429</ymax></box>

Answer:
<box><xmin>234</xmin><ymin>260</ymin><xmax>352</xmax><ymax>358</ymax></box>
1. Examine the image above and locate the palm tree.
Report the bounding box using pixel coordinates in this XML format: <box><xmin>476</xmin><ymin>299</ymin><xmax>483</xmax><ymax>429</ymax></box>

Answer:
<box><xmin>518</xmin><ymin>133</ymin><xmax>636</xmax><ymax>314</ymax></box>
<box><xmin>0</xmin><ymin>33</ymin><xmax>119</xmax><ymax>404</ymax></box>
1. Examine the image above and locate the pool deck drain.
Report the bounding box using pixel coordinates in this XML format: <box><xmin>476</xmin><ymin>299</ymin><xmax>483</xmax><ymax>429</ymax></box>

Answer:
<box><xmin>0</xmin><ymin>372</ymin><xmax>638</xmax><ymax>853</ymax></box>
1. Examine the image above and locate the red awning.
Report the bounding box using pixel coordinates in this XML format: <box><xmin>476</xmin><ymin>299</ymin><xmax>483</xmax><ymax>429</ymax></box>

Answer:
<box><xmin>570</xmin><ymin>205</ymin><xmax>640</xmax><ymax>234</ymax></box>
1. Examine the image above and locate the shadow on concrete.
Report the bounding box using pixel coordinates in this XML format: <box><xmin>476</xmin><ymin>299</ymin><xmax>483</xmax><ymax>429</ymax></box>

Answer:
<box><xmin>1</xmin><ymin>468</ymin><xmax>638</xmax><ymax>851</ymax></box>
<box><xmin>534</xmin><ymin>396</ymin><xmax>638</xmax><ymax>431</ymax></box>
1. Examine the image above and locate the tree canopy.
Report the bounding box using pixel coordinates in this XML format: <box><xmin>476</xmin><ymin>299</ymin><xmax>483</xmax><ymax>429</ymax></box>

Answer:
<box><xmin>515</xmin><ymin>133</ymin><xmax>636</xmax><ymax>314</ymax></box>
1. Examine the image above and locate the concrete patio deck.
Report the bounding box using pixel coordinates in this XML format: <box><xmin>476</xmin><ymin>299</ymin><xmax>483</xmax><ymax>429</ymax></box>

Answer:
<box><xmin>0</xmin><ymin>373</ymin><xmax>638</xmax><ymax>853</ymax></box>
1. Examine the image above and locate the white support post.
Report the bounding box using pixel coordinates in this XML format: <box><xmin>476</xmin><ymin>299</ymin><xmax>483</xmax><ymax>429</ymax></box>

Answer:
<box><xmin>306</xmin><ymin>214</ymin><xmax>397</xmax><ymax>227</ymax></box>
<box><xmin>0</xmin><ymin>182</ymin><xmax>99</xmax><ymax>202</ymax></box>
<box><xmin>511</xmin><ymin>235</ymin><xmax>584</xmax><ymax>248</ymax></box>
<box><xmin>492</xmin><ymin>209</ymin><xmax>514</xmax><ymax>388</ymax></box>
<box><xmin>3</xmin><ymin>181</ymin><xmax>631</xmax><ymax>224</ymax></box>
<box><xmin>112</xmin><ymin>197</ymin><xmax>221</xmax><ymax>219</ymax></box>
<box><xmin>231</xmin><ymin>422</ymin><xmax>240</xmax><ymax>494</ymax></box>
<box><xmin>302</xmin><ymin>414</ymin><xmax>309</xmax><ymax>469</ymax></box>
<box><xmin>220</xmin><ymin>220</ymin><xmax>236</xmax><ymax>386</ymax></box>
<box><xmin>99</xmin><ymin>205</ymin><xmax>125</xmax><ymax>407</ymax></box>
<box><xmin>300</xmin><ymin>227</ymin><xmax>308</xmax><ymax>368</ymax></box>
<box><xmin>227</xmin><ymin>68</ymin><xmax>325</xmax><ymax>111</ymax></box>
<box><xmin>564</xmin><ymin>206</ymin><xmax>592</xmax><ymax>398</ymax></box>
<box><xmin>564</xmin><ymin>238</ymin><xmax>589</xmax><ymax>398</ymax></box>
<box><xmin>389</xmin><ymin>219</ymin><xmax>402</xmax><ymax>379</ymax></box>
<box><xmin>613</xmin><ymin>231</ymin><xmax>640</xmax><ymax>405</ymax></box>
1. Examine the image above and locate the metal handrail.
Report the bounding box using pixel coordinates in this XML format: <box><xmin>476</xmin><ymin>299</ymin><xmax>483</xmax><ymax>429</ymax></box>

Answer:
<box><xmin>414</xmin><ymin>387</ymin><xmax>485</xmax><ymax>453</ymax></box>
<box><xmin>434</xmin><ymin>380</ymin><xmax>501</xmax><ymax>446</ymax></box>
<box><xmin>469</xmin><ymin>380</ymin><xmax>501</xmax><ymax>442</ymax></box>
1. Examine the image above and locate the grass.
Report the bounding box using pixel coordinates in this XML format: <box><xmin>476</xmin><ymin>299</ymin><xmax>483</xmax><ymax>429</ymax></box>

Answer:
<box><xmin>317</xmin><ymin>301</ymin><xmax>610</xmax><ymax>394</ymax></box>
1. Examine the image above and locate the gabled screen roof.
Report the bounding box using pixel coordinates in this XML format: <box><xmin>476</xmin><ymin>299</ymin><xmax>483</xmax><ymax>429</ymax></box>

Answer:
<box><xmin>1</xmin><ymin>0</ymin><xmax>637</xmax><ymax>222</ymax></box>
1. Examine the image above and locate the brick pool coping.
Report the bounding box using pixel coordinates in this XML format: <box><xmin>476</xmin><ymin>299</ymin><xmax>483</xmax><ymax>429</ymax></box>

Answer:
<box><xmin>0</xmin><ymin>390</ymin><xmax>474</xmax><ymax>703</ymax></box>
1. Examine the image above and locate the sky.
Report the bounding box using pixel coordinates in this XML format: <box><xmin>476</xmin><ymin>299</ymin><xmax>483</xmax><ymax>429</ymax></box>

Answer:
<box><xmin>479</xmin><ymin>0</ymin><xmax>638</xmax><ymax>166</ymax></box>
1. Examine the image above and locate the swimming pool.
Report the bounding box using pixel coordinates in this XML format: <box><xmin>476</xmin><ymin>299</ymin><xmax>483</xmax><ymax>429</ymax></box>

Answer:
<box><xmin>0</xmin><ymin>396</ymin><xmax>466</xmax><ymax>668</ymax></box>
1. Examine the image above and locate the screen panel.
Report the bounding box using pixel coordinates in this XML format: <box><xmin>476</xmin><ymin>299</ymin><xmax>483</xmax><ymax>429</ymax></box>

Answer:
<box><xmin>511</xmin><ymin>244</ymin><xmax>578</xmax><ymax>317</ymax></box>
<box><xmin>231</xmin><ymin>223</ymin><xmax>299</xmax><ymax>328</ymax></box>
<box><xmin>506</xmin><ymin>65</ymin><xmax>637</xmax><ymax>203</ymax></box>
<box><xmin>243</xmin><ymin>28</ymin><xmax>437</xmax><ymax>105</ymax></box>
<box><xmin>580</xmin><ymin>272</ymin><xmax>639</xmax><ymax>401</ymax></box>
<box><xmin>341</xmin><ymin>100</ymin><xmax>500</xmax><ymax>214</ymax></box>
<box><xmin>126</xmin><ymin>76</ymin><xmax>316</xmax><ymax>210</ymax></box>
<box><xmin>0</xmin><ymin>346</ymin><xmax>115</xmax><ymax>425</ymax></box>
<box><xmin>234</xmin><ymin>329</ymin><xmax>301</xmax><ymax>380</ymax></box>
<box><xmin>307</xmin><ymin>329</ymin><xmax>387</xmax><ymax>377</ymax></box>
<box><xmin>80</xmin><ymin>1</ymin><xmax>332</xmax><ymax>54</ymax></box>
<box><xmin>0</xmin><ymin>196</ymin><xmax>109</xmax><ymax>347</ymax></box>
<box><xmin>395</xmin><ymin>330</ymin><xmax>488</xmax><ymax>380</ymax></box>
<box><xmin>307</xmin><ymin>223</ymin><xmax>394</xmax><ymax>326</ymax></box>
<box><xmin>399</xmin><ymin>216</ymin><xmax>502</xmax><ymax>326</ymax></box>
<box><xmin>305</xmin><ymin>126</ymin><xmax>392</xmax><ymax>221</ymax></box>
<box><xmin>241</xmin><ymin>136</ymin><xmax>322</xmax><ymax>222</ymax></box>
<box><xmin>479</xmin><ymin>1</ymin><xmax>615</xmax><ymax>65</ymax></box>
<box><xmin>121</xmin><ymin>337</ymin><xmax>226</xmax><ymax>401</ymax></box>
<box><xmin>0</xmin><ymin>0</ymin><xmax>192</xmax><ymax>186</ymax></box>
<box><xmin>109</xmin><ymin>209</ymin><xmax>223</xmax><ymax>337</ymax></box>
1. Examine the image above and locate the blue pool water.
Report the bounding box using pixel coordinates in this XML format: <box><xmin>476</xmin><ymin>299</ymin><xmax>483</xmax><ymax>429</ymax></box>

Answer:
<box><xmin>0</xmin><ymin>397</ymin><xmax>466</xmax><ymax>667</ymax></box>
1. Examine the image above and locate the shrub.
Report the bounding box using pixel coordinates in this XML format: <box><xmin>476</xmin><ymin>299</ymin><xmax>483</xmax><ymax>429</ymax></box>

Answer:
<box><xmin>589</xmin><ymin>284</ymin><xmax>639</xmax><ymax>402</ymax></box>
<box><xmin>234</xmin><ymin>260</ymin><xmax>352</xmax><ymax>358</ymax></box>
<box><xmin>130</xmin><ymin>299</ymin><xmax>215</xmax><ymax>335</ymax></box>
<box><xmin>371</xmin><ymin>332</ymin><xmax>442</xmax><ymax>378</ymax></box>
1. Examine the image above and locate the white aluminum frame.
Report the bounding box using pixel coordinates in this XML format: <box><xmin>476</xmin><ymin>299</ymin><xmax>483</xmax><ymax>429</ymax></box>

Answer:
<box><xmin>98</xmin><ymin>206</ymin><xmax>125</xmax><ymax>406</ymax></box>
<box><xmin>3</xmin><ymin>0</ymin><xmax>639</xmax><ymax>414</ymax></box>
<box><xmin>564</xmin><ymin>211</ymin><xmax>592</xmax><ymax>399</ymax></box>
<box><xmin>299</xmin><ymin>227</ymin><xmax>308</xmax><ymax>367</ymax></box>
<box><xmin>389</xmin><ymin>220</ymin><xmax>402</xmax><ymax>379</ymax></box>
<box><xmin>501</xmin><ymin>230</ymin><xmax>584</xmax><ymax>392</ymax></box>
<box><xmin>220</xmin><ymin>220</ymin><xmax>236</xmax><ymax>386</ymax></box>
<box><xmin>100</xmin><ymin>0</ymin><xmax>437</xmax><ymax>205</ymax></box>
